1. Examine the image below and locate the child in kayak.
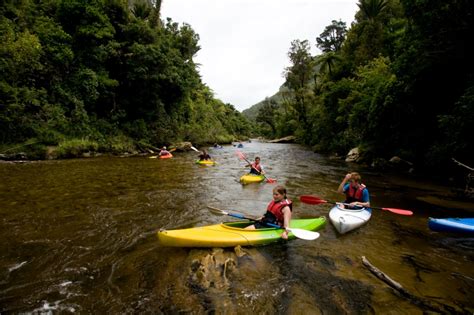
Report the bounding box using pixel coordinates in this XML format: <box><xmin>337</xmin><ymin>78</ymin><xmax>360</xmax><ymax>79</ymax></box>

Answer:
<box><xmin>159</xmin><ymin>146</ymin><xmax>171</xmax><ymax>156</ymax></box>
<box><xmin>337</xmin><ymin>172</ymin><xmax>371</xmax><ymax>208</ymax></box>
<box><xmin>246</xmin><ymin>156</ymin><xmax>265</xmax><ymax>175</ymax></box>
<box><xmin>198</xmin><ymin>149</ymin><xmax>211</xmax><ymax>161</ymax></box>
<box><xmin>245</xmin><ymin>185</ymin><xmax>292</xmax><ymax>239</ymax></box>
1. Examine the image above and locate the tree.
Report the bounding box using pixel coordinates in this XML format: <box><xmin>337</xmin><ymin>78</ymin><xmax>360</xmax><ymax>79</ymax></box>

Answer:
<box><xmin>256</xmin><ymin>98</ymin><xmax>279</xmax><ymax>136</ymax></box>
<box><xmin>315</xmin><ymin>51</ymin><xmax>342</xmax><ymax>77</ymax></box>
<box><xmin>316</xmin><ymin>20</ymin><xmax>347</xmax><ymax>53</ymax></box>
<box><xmin>283</xmin><ymin>40</ymin><xmax>315</xmax><ymax>141</ymax></box>
<box><xmin>357</xmin><ymin>0</ymin><xmax>389</xmax><ymax>21</ymax></box>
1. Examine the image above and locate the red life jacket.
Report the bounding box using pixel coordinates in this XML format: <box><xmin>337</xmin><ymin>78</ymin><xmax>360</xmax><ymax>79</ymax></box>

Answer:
<box><xmin>264</xmin><ymin>199</ymin><xmax>293</xmax><ymax>225</ymax></box>
<box><xmin>345</xmin><ymin>183</ymin><xmax>366</xmax><ymax>203</ymax></box>
<box><xmin>251</xmin><ymin>162</ymin><xmax>262</xmax><ymax>173</ymax></box>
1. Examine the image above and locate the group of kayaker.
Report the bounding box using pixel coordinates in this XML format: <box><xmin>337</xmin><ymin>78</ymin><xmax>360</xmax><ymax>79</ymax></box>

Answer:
<box><xmin>245</xmin><ymin>171</ymin><xmax>370</xmax><ymax>240</ymax></box>
<box><xmin>194</xmin><ymin>145</ymin><xmax>370</xmax><ymax>239</ymax></box>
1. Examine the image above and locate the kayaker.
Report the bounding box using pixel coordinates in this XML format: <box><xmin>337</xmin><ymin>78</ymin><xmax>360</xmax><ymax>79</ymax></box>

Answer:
<box><xmin>337</xmin><ymin>172</ymin><xmax>371</xmax><ymax>208</ymax></box>
<box><xmin>159</xmin><ymin>146</ymin><xmax>170</xmax><ymax>156</ymax></box>
<box><xmin>246</xmin><ymin>156</ymin><xmax>265</xmax><ymax>175</ymax></box>
<box><xmin>245</xmin><ymin>185</ymin><xmax>292</xmax><ymax>239</ymax></box>
<box><xmin>198</xmin><ymin>149</ymin><xmax>211</xmax><ymax>161</ymax></box>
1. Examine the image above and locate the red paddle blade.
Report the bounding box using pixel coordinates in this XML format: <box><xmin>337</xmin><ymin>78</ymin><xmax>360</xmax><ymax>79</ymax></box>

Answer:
<box><xmin>299</xmin><ymin>195</ymin><xmax>328</xmax><ymax>205</ymax></box>
<box><xmin>266</xmin><ymin>178</ymin><xmax>277</xmax><ymax>183</ymax></box>
<box><xmin>236</xmin><ymin>150</ymin><xmax>246</xmax><ymax>160</ymax></box>
<box><xmin>382</xmin><ymin>208</ymin><xmax>413</xmax><ymax>216</ymax></box>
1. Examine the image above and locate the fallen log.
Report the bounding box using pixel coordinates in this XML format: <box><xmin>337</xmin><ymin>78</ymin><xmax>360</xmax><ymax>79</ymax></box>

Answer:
<box><xmin>361</xmin><ymin>256</ymin><xmax>466</xmax><ymax>314</ymax></box>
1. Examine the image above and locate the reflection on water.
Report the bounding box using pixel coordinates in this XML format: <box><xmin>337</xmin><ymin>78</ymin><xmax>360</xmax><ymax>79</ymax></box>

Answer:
<box><xmin>0</xmin><ymin>141</ymin><xmax>472</xmax><ymax>313</ymax></box>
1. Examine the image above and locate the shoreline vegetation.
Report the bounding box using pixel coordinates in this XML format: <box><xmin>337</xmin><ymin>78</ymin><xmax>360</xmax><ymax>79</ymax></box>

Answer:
<box><xmin>1</xmin><ymin>1</ymin><xmax>472</xmax><ymax>195</ymax></box>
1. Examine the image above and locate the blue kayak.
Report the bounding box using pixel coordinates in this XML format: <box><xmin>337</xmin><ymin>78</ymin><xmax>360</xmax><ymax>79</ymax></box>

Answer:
<box><xmin>428</xmin><ymin>217</ymin><xmax>474</xmax><ymax>234</ymax></box>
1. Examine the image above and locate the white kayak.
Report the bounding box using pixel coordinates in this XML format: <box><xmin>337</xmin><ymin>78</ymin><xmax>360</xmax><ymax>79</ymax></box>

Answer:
<box><xmin>329</xmin><ymin>204</ymin><xmax>372</xmax><ymax>234</ymax></box>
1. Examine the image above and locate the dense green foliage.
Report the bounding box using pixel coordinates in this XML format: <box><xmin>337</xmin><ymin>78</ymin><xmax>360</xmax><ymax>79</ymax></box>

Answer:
<box><xmin>0</xmin><ymin>0</ymin><xmax>253</xmax><ymax>157</ymax></box>
<box><xmin>251</xmin><ymin>0</ymin><xmax>473</xmax><ymax>173</ymax></box>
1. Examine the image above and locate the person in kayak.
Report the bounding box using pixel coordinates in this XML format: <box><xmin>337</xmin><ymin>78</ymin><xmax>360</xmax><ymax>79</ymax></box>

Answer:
<box><xmin>159</xmin><ymin>146</ymin><xmax>171</xmax><ymax>156</ymax></box>
<box><xmin>245</xmin><ymin>185</ymin><xmax>292</xmax><ymax>239</ymax></box>
<box><xmin>246</xmin><ymin>156</ymin><xmax>265</xmax><ymax>175</ymax></box>
<box><xmin>337</xmin><ymin>172</ymin><xmax>370</xmax><ymax>208</ymax></box>
<box><xmin>198</xmin><ymin>149</ymin><xmax>211</xmax><ymax>161</ymax></box>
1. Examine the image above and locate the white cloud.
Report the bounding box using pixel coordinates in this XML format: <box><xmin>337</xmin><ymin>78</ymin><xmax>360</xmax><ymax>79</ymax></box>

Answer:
<box><xmin>161</xmin><ymin>0</ymin><xmax>358</xmax><ymax>111</ymax></box>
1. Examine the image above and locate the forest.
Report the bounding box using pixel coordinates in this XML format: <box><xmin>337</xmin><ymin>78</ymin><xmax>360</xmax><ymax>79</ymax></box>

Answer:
<box><xmin>0</xmin><ymin>0</ymin><xmax>253</xmax><ymax>159</ymax></box>
<box><xmin>1</xmin><ymin>0</ymin><xmax>473</xmax><ymax>180</ymax></box>
<box><xmin>248</xmin><ymin>0</ymin><xmax>473</xmax><ymax>178</ymax></box>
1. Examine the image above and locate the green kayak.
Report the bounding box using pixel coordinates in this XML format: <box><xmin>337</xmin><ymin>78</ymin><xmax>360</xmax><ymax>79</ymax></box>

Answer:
<box><xmin>158</xmin><ymin>217</ymin><xmax>326</xmax><ymax>247</ymax></box>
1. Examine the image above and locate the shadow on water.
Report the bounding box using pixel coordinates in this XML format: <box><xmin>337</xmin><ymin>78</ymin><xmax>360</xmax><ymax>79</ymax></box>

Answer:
<box><xmin>0</xmin><ymin>140</ymin><xmax>473</xmax><ymax>313</ymax></box>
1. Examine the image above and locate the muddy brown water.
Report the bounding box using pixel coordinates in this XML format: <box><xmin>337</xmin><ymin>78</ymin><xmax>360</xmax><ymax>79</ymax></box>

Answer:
<box><xmin>0</xmin><ymin>141</ymin><xmax>472</xmax><ymax>313</ymax></box>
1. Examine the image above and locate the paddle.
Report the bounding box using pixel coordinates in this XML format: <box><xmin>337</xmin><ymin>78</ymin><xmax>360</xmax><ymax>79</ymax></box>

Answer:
<box><xmin>190</xmin><ymin>146</ymin><xmax>199</xmax><ymax>152</ymax></box>
<box><xmin>299</xmin><ymin>195</ymin><xmax>413</xmax><ymax>216</ymax></box>
<box><xmin>207</xmin><ymin>206</ymin><xmax>320</xmax><ymax>240</ymax></box>
<box><xmin>235</xmin><ymin>151</ymin><xmax>276</xmax><ymax>183</ymax></box>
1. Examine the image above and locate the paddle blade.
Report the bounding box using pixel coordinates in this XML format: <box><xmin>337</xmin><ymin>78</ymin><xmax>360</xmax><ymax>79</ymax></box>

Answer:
<box><xmin>207</xmin><ymin>206</ymin><xmax>228</xmax><ymax>215</ymax></box>
<box><xmin>190</xmin><ymin>146</ymin><xmax>199</xmax><ymax>152</ymax></box>
<box><xmin>382</xmin><ymin>207</ymin><xmax>413</xmax><ymax>216</ymax></box>
<box><xmin>289</xmin><ymin>229</ymin><xmax>320</xmax><ymax>240</ymax></box>
<box><xmin>235</xmin><ymin>150</ymin><xmax>247</xmax><ymax>161</ymax></box>
<box><xmin>266</xmin><ymin>178</ymin><xmax>277</xmax><ymax>183</ymax></box>
<box><xmin>299</xmin><ymin>195</ymin><xmax>328</xmax><ymax>205</ymax></box>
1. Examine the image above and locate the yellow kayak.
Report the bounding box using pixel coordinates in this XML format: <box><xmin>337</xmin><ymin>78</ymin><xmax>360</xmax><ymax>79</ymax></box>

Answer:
<box><xmin>158</xmin><ymin>217</ymin><xmax>326</xmax><ymax>247</ymax></box>
<box><xmin>240</xmin><ymin>174</ymin><xmax>265</xmax><ymax>184</ymax></box>
<box><xmin>196</xmin><ymin>159</ymin><xmax>216</xmax><ymax>165</ymax></box>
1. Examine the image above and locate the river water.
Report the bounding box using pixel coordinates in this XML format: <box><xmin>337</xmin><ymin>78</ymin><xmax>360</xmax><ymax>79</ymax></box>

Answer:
<box><xmin>0</xmin><ymin>141</ymin><xmax>472</xmax><ymax>313</ymax></box>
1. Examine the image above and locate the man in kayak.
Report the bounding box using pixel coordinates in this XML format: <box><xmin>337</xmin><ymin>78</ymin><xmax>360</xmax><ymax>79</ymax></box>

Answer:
<box><xmin>246</xmin><ymin>156</ymin><xmax>265</xmax><ymax>175</ymax></box>
<box><xmin>198</xmin><ymin>149</ymin><xmax>211</xmax><ymax>161</ymax></box>
<box><xmin>159</xmin><ymin>146</ymin><xmax>171</xmax><ymax>156</ymax></box>
<box><xmin>245</xmin><ymin>185</ymin><xmax>292</xmax><ymax>239</ymax></box>
<box><xmin>337</xmin><ymin>172</ymin><xmax>371</xmax><ymax>208</ymax></box>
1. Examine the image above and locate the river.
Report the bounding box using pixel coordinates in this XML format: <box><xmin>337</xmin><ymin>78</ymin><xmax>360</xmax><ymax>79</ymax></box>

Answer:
<box><xmin>0</xmin><ymin>141</ymin><xmax>472</xmax><ymax>313</ymax></box>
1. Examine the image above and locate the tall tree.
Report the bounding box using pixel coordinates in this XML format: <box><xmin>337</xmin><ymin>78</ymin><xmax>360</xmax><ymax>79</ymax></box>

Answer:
<box><xmin>316</xmin><ymin>20</ymin><xmax>347</xmax><ymax>53</ymax></box>
<box><xmin>256</xmin><ymin>98</ymin><xmax>279</xmax><ymax>136</ymax></box>
<box><xmin>283</xmin><ymin>40</ymin><xmax>314</xmax><ymax>136</ymax></box>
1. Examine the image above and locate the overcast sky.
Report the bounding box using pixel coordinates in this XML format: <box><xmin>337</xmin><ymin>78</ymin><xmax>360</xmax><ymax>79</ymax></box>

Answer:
<box><xmin>161</xmin><ymin>0</ymin><xmax>359</xmax><ymax>112</ymax></box>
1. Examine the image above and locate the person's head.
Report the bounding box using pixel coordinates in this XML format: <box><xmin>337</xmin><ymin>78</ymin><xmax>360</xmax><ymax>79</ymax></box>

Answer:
<box><xmin>254</xmin><ymin>157</ymin><xmax>261</xmax><ymax>164</ymax></box>
<box><xmin>349</xmin><ymin>172</ymin><xmax>361</xmax><ymax>183</ymax></box>
<box><xmin>202</xmin><ymin>149</ymin><xmax>207</xmax><ymax>154</ymax></box>
<box><xmin>162</xmin><ymin>146</ymin><xmax>167</xmax><ymax>150</ymax></box>
<box><xmin>272</xmin><ymin>185</ymin><xmax>287</xmax><ymax>201</ymax></box>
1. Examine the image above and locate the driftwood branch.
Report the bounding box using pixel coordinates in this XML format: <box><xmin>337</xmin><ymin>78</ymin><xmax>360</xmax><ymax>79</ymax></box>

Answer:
<box><xmin>361</xmin><ymin>256</ymin><xmax>465</xmax><ymax>314</ymax></box>
<box><xmin>452</xmin><ymin>158</ymin><xmax>474</xmax><ymax>171</ymax></box>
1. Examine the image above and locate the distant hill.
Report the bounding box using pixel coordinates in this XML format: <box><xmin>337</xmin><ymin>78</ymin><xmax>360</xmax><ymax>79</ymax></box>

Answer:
<box><xmin>242</xmin><ymin>85</ymin><xmax>288</xmax><ymax>121</ymax></box>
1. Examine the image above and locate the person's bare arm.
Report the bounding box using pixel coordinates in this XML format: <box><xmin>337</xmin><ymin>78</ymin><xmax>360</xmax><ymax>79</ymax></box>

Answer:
<box><xmin>281</xmin><ymin>206</ymin><xmax>292</xmax><ymax>239</ymax></box>
<box><xmin>337</xmin><ymin>173</ymin><xmax>352</xmax><ymax>194</ymax></box>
